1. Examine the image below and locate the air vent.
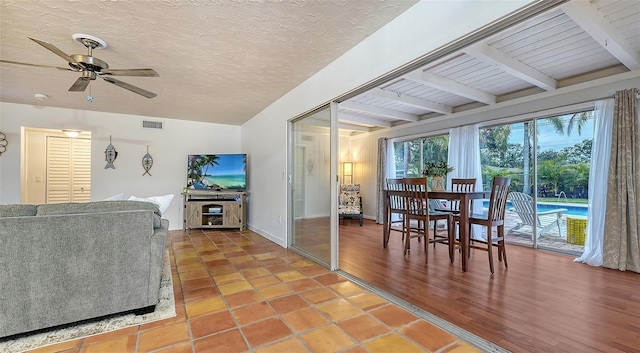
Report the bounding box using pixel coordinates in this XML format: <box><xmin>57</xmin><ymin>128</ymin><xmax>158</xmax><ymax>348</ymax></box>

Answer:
<box><xmin>302</xmin><ymin>135</ymin><xmax>313</xmax><ymax>141</ymax></box>
<box><xmin>142</xmin><ymin>120</ymin><xmax>164</xmax><ymax>130</ymax></box>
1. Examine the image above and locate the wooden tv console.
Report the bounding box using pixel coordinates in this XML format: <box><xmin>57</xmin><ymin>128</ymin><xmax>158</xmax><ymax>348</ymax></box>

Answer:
<box><xmin>182</xmin><ymin>190</ymin><xmax>247</xmax><ymax>231</ymax></box>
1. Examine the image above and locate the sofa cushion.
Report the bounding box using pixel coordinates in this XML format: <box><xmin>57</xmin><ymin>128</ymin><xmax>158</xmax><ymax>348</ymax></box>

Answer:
<box><xmin>36</xmin><ymin>201</ymin><xmax>163</xmax><ymax>229</ymax></box>
<box><xmin>0</xmin><ymin>204</ymin><xmax>37</xmax><ymax>217</ymax></box>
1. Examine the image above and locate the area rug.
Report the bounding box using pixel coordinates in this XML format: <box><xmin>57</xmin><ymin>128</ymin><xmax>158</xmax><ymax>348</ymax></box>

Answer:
<box><xmin>0</xmin><ymin>250</ymin><xmax>176</xmax><ymax>353</ymax></box>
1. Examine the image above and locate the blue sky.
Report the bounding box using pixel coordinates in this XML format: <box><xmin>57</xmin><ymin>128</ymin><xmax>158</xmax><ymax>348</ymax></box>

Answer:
<box><xmin>507</xmin><ymin>115</ymin><xmax>595</xmax><ymax>152</ymax></box>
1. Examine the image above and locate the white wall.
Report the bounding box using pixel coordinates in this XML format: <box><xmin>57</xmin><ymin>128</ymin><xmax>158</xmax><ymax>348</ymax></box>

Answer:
<box><xmin>0</xmin><ymin>102</ymin><xmax>241</xmax><ymax>230</ymax></box>
<box><xmin>241</xmin><ymin>0</ymin><xmax>531</xmax><ymax>246</ymax></box>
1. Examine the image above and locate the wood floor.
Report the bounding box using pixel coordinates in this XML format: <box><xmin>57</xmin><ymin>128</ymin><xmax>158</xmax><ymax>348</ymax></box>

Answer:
<box><xmin>337</xmin><ymin>219</ymin><xmax>640</xmax><ymax>353</ymax></box>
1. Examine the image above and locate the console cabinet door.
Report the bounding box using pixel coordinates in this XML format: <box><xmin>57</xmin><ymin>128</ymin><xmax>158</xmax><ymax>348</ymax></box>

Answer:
<box><xmin>185</xmin><ymin>203</ymin><xmax>202</xmax><ymax>228</ymax></box>
<box><xmin>224</xmin><ymin>202</ymin><xmax>241</xmax><ymax>227</ymax></box>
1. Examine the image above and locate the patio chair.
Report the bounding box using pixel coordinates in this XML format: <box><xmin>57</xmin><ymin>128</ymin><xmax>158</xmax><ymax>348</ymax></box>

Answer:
<box><xmin>507</xmin><ymin>191</ymin><xmax>567</xmax><ymax>239</ymax></box>
<box><xmin>338</xmin><ymin>184</ymin><xmax>363</xmax><ymax>226</ymax></box>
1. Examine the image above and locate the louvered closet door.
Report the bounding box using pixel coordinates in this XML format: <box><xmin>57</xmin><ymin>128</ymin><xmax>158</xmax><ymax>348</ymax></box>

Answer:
<box><xmin>46</xmin><ymin>136</ymin><xmax>91</xmax><ymax>203</ymax></box>
<box><xmin>71</xmin><ymin>138</ymin><xmax>91</xmax><ymax>201</ymax></box>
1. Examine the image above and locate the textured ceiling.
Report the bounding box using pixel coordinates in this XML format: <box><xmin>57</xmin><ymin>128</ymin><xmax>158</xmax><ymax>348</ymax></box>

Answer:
<box><xmin>0</xmin><ymin>0</ymin><xmax>417</xmax><ymax>125</ymax></box>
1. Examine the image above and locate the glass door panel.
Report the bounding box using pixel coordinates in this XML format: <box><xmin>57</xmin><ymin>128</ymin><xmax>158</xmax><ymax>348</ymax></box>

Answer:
<box><xmin>535</xmin><ymin>112</ymin><xmax>593</xmax><ymax>254</ymax></box>
<box><xmin>480</xmin><ymin>121</ymin><xmax>534</xmax><ymax>247</ymax></box>
<box><xmin>289</xmin><ymin>107</ymin><xmax>332</xmax><ymax>266</ymax></box>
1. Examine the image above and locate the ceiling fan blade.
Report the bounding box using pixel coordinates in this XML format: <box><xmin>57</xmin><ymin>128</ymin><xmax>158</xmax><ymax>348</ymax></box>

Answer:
<box><xmin>101</xmin><ymin>76</ymin><xmax>157</xmax><ymax>98</ymax></box>
<box><xmin>28</xmin><ymin>37</ymin><xmax>80</xmax><ymax>66</ymax></box>
<box><xmin>101</xmin><ymin>68</ymin><xmax>159</xmax><ymax>77</ymax></box>
<box><xmin>69</xmin><ymin>77</ymin><xmax>90</xmax><ymax>92</ymax></box>
<box><xmin>0</xmin><ymin>59</ymin><xmax>77</xmax><ymax>71</ymax></box>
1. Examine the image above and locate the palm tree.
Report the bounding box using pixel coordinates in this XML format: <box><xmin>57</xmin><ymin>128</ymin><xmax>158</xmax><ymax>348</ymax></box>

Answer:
<box><xmin>548</xmin><ymin>111</ymin><xmax>592</xmax><ymax>136</ymax></box>
<box><xmin>201</xmin><ymin>155</ymin><xmax>220</xmax><ymax>177</ymax></box>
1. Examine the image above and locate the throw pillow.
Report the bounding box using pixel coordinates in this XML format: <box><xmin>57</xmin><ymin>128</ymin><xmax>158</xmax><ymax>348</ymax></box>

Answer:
<box><xmin>128</xmin><ymin>194</ymin><xmax>174</xmax><ymax>215</ymax></box>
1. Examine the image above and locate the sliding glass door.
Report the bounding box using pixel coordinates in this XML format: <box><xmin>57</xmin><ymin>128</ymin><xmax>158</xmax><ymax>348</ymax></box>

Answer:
<box><xmin>289</xmin><ymin>105</ymin><xmax>338</xmax><ymax>268</ymax></box>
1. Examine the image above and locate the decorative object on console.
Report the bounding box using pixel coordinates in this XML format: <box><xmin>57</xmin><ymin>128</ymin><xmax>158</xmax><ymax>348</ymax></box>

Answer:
<box><xmin>0</xmin><ymin>132</ymin><xmax>6</xmax><ymax>156</ymax></box>
<box><xmin>104</xmin><ymin>135</ymin><xmax>118</xmax><ymax>169</ymax></box>
<box><xmin>142</xmin><ymin>145</ymin><xmax>153</xmax><ymax>176</ymax></box>
<box><xmin>422</xmin><ymin>161</ymin><xmax>454</xmax><ymax>192</ymax></box>
<box><xmin>187</xmin><ymin>154</ymin><xmax>247</xmax><ymax>191</ymax></box>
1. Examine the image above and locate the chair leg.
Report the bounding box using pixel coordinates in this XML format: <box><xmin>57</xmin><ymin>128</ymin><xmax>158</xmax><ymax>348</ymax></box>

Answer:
<box><xmin>433</xmin><ymin>220</ymin><xmax>438</xmax><ymax>248</ymax></box>
<box><xmin>499</xmin><ymin>225</ymin><xmax>508</xmax><ymax>268</ymax></box>
<box><xmin>501</xmin><ymin>240</ymin><xmax>508</xmax><ymax>268</ymax></box>
<box><xmin>403</xmin><ymin>219</ymin><xmax>409</xmax><ymax>255</ymax></box>
<box><xmin>424</xmin><ymin>231</ymin><xmax>428</xmax><ymax>263</ymax></box>
<box><xmin>487</xmin><ymin>228</ymin><xmax>494</xmax><ymax>274</ymax></box>
<box><xmin>448</xmin><ymin>218</ymin><xmax>455</xmax><ymax>263</ymax></box>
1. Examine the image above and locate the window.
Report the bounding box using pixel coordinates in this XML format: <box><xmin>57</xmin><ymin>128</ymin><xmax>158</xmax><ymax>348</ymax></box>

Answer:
<box><xmin>393</xmin><ymin>135</ymin><xmax>449</xmax><ymax>178</ymax></box>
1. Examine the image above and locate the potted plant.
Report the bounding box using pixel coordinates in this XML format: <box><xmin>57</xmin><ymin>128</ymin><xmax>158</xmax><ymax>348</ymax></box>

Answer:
<box><xmin>422</xmin><ymin>161</ymin><xmax>454</xmax><ymax>191</ymax></box>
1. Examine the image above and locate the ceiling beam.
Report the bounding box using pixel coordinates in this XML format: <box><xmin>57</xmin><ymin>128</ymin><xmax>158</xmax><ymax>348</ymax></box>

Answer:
<box><xmin>367</xmin><ymin>88</ymin><xmax>452</xmax><ymax>114</ymax></box>
<box><xmin>465</xmin><ymin>43</ymin><xmax>557</xmax><ymax>91</ymax></box>
<box><xmin>561</xmin><ymin>1</ymin><xmax>640</xmax><ymax>70</ymax></box>
<box><xmin>338</xmin><ymin>111</ymin><xmax>393</xmax><ymax>127</ymax></box>
<box><xmin>340</xmin><ymin>101</ymin><xmax>418</xmax><ymax>122</ymax></box>
<box><xmin>403</xmin><ymin>71</ymin><xmax>496</xmax><ymax>104</ymax></box>
<box><xmin>302</xmin><ymin>118</ymin><xmax>372</xmax><ymax>132</ymax></box>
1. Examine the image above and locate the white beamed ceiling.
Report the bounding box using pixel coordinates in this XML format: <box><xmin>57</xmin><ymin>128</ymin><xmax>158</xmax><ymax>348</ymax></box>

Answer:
<box><xmin>337</xmin><ymin>0</ymin><xmax>640</xmax><ymax>132</ymax></box>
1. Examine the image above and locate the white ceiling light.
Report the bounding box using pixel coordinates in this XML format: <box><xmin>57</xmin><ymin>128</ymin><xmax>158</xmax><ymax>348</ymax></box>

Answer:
<box><xmin>34</xmin><ymin>93</ymin><xmax>48</xmax><ymax>101</ymax></box>
<box><xmin>62</xmin><ymin>129</ymin><xmax>81</xmax><ymax>138</ymax></box>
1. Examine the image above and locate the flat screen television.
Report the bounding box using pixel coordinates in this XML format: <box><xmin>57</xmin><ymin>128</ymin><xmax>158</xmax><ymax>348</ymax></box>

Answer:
<box><xmin>187</xmin><ymin>154</ymin><xmax>247</xmax><ymax>191</ymax></box>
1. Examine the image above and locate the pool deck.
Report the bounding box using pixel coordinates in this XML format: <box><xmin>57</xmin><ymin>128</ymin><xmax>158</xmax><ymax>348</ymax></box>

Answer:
<box><xmin>502</xmin><ymin>210</ymin><xmax>585</xmax><ymax>254</ymax></box>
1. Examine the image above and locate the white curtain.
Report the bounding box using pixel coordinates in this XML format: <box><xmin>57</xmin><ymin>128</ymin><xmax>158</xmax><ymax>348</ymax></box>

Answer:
<box><xmin>575</xmin><ymin>99</ymin><xmax>613</xmax><ymax>266</ymax></box>
<box><xmin>376</xmin><ymin>138</ymin><xmax>395</xmax><ymax>223</ymax></box>
<box><xmin>448</xmin><ymin>124</ymin><xmax>483</xmax><ymax>237</ymax></box>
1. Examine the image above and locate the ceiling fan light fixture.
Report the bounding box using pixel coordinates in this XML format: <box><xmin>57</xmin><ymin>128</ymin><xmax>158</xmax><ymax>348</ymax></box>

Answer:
<box><xmin>62</xmin><ymin>129</ymin><xmax>81</xmax><ymax>138</ymax></box>
<box><xmin>72</xmin><ymin>34</ymin><xmax>107</xmax><ymax>50</ymax></box>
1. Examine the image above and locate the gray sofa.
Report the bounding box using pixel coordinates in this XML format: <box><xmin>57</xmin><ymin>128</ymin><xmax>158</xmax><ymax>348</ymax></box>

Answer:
<box><xmin>0</xmin><ymin>200</ymin><xmax>169</xmax><ymax>338</ymax></box>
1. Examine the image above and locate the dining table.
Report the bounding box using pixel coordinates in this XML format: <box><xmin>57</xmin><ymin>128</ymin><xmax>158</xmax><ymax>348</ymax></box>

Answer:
<box><xmin>382</xmin><ymin>188</ymin><xmax>491</xmax><ymax>272</ymax></box>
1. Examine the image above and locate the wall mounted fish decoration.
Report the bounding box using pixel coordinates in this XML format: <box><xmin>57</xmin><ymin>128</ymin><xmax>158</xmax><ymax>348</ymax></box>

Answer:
<box><xmin>142</xmin><ymin>145</ymin><xmax>153</xmax><ymax>176</ymax></box>
<box><xmin>104</xmin><ymin>135</ymin><xmax>118</xmax><ymax>169</ymax></box>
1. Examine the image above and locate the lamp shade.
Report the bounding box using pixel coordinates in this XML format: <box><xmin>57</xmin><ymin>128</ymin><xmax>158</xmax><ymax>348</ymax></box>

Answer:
<box><xmin>342</xmin><ymin>162</ymin><xmax>353</xmax><ymax>184</ymax></box>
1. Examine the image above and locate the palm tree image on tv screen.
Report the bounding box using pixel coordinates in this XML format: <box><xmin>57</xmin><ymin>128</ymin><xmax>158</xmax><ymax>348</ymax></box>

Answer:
<box><xmin>187</xmin><ymin>154</ymin><xmax>247</xmax><ymax>191</ymax></box>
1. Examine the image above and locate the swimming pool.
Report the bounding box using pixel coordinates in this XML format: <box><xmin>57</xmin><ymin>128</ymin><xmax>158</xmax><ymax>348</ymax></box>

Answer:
<box><xmin>483</xmin><ymin>201</ymin><xmax>588</xmax><ymax>217</ymax></box>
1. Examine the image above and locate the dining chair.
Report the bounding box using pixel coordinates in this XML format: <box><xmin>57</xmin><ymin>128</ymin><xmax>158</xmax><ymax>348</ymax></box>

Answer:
<box><xmin>431</xmin><ymin>178</ymin><xmax>477</xmax><ymax>246</ymax></box>
<box><xmin>385</xmin><ymin>178</ymin><xmax>406</xmax><ymax>246</ymax></box>
<box><xmin>451</xmin><ymin>176</ymin><xmax>511</xmax><ymax>274</ymax></box>
<box><xmin>402</xmin><ymin>178</ymin><xmax>450</xmax><ymax>263</ymax></box>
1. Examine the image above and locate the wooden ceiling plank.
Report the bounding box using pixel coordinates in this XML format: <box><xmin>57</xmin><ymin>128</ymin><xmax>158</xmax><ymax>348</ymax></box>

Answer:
<box><xmin>337</xmin><ymin>112</ymin><xmax>393</xmax><ymax>127</ymax></box>
<box><xmin>340</xmin><ymin>101</ymin><xmax>418</xmax><ymax>122</ymax></box>
<box><xmin>367</xmin><ymin>87</ymin><xmax>453</xmax><ymax>114</ymax></box>
<box><xmin>561</xmin><ymin>1</ymin><xmax>640</xmax><ymax>70</ymax></box>
<box><xmin>465</xmin><ymin>43</ymin><xmax>557</xmax><ymax>91</ymax></box>
<box><xmin>403</xmin><ymin>71</ymin><xmax>496</xmax><ymax>105</ymax></box>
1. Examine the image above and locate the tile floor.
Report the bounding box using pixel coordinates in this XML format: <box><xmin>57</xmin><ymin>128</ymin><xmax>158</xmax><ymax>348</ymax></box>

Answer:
<box><xmin>27</xmin><ymin>229</ymin><xmax>482</xmax><ymax>353</ymax></box>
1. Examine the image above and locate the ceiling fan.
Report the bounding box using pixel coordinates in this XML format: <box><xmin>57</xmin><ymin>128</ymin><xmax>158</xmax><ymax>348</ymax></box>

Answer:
<box><xmin>0</xmin><ymin>34</ymin><xmax>159</xmax><ymax>98</ymax></box>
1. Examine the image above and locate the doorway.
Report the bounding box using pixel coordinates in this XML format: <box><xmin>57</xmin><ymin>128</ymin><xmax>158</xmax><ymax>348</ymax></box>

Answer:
<box><xmin>22</xmin><ymin>127</ymin><xmax>91</xmax><ymax>204</ymax></box>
